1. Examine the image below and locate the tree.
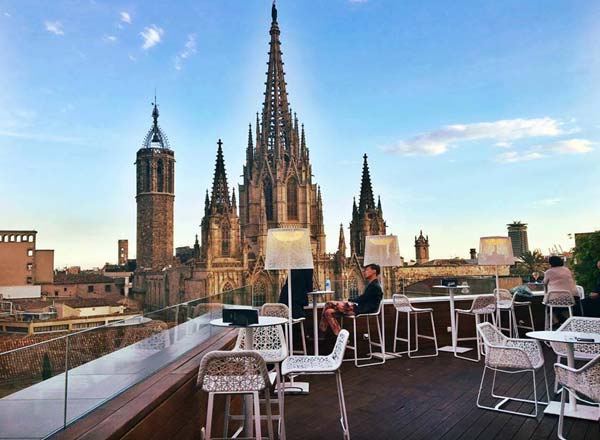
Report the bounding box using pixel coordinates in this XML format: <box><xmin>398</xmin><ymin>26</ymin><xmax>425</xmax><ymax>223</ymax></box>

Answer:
<box><xmin>571</xmin><ymin>231</ymin><xmax>600</xmax><ymax>294</ymax></box>
<box><xmin>41</xmin><ymin>352</ymin><xmax>52</xmax><ymax>380</ymax></box>
<box><xmin>511</xmin><ymin>249</ymin><xmax>546</xmax><ymax>277</ymax></box>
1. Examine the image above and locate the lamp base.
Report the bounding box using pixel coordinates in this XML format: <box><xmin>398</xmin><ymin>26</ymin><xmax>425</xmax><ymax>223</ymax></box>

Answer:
<box><xmin>282</xmin><ymin>380</ymin><xmax>309</xmax><ymax>394</ymax></box>
<box><xmin>439</xmin><ymin>346</ymin><xmax>472</xmax><ymax>353</ymax></box>
<box><xmin>372</xmin><ymin>352</ymin><xmax>402</xmax><ymax>360</ymax></box>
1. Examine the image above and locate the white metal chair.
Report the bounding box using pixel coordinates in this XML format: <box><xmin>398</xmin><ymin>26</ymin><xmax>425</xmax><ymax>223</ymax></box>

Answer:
<box><xmin>391</xmin><ymin>294</ymin><xmax>438</xmax><ymax>358</ymax></box>
<box><xmin>233</xmin><ymin>325</ymin><xmax>288</xmax><ymax>439</ymax></box>
<box><xmin>554</xmin><ymin>355</ymin><xmax>600</xmax><ymax>440</ymax></box>
<box><xmin>494</xmin><ymin>288</ymin><xmax>535</xmax><ymax>338</ymax></box>
<box><xmin>260</xmin><ymin>303</ymin><xmax>307</xmax><ymax>355</ymax></box>
<box><xmin>455</xmin><ymin>295</ymin><xmax>497</xmax><ymax>362</ymax></box>
<box><xmin>550</xmin><ymin>317</ymin><xmax>600</xmax><ymax>395</ymax></box>
<box><xmin>476</xmin><ymin>322</ymin><xmax>550</xmax><ymax>418</ymax></box>
<box><xmin>281</xmin><ymin>330</ymin><xmax>351</xmax><ymax>440</ymax></box>
<box><xmin>543</xmin><ymin>290</ymin><xmax>575</xmax><ymax>331</ymax></box>
<box><xmin>197</xmin><ymin>350</ymin><xmax>274</xmax><ymax>440</ymax></box>
<box><xmin>342</xmin><ymin>301</ymin><xmax>385</xmax><ymax>367</ymax></box>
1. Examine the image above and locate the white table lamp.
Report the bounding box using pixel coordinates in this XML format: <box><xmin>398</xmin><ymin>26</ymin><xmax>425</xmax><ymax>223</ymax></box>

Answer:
<box><xmin>363</xmin><ymin>234</ymin><xmax>401</xmax><ymax>360</ymax></box>
<box><xmin>478</xmin><ymin>236</ymin><xmax>515</xmax><ymax>293</ymax></box>
<box><xmin>265</xmin><ymin>228</ymin><xmax>314</xmax><ymax>354</ymax></box>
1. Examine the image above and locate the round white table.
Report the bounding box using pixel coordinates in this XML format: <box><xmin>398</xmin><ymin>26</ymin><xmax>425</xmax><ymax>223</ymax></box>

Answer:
<box><xmin>306</xmin><ymin>290</ymin><xmax>334</xmax><ymax>355</ymax></box>
<box><xmin>210</xmin><ymin>316</ymin><xmax>288</xmax><ymax>437</ymax></box>
<box><xmin>432</xmin><ymin>285</ymin><xmax>472</xmax><ymax>354</ymax></box>
<box><xmin>527</xmin><ymin>330</ymin><xmax>600</xmax><ymax>421</ymax></box>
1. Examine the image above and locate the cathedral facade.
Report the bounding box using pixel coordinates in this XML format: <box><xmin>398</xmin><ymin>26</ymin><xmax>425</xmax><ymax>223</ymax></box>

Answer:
<box><xmin>133</xmin><ymin>4</ymin><xmax>392</xmax><ymax>309</ymax></box>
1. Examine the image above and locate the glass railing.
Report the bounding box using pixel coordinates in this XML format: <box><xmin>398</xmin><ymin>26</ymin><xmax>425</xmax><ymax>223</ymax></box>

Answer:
<box><xmin>0</xmin><ymin>285</ymin><xmax>254</xmax><ymax>439</ymax></box>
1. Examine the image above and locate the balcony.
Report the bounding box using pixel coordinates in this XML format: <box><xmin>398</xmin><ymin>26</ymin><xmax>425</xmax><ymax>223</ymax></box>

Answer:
<box><xmin>1</xmin><ymin>282</ymin><xmax>598</xmax><ymax>439</ymax></box>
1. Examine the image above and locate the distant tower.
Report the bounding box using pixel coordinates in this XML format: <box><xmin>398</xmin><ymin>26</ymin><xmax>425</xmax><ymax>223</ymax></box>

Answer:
<box><xmin>507</xmin><ymin>221</ymin><xmax>529</xmax><ymax>258</ymax></box>
<box><xmin>349</xmin><ymin>154</ymin><xmax>386</xmax><ymax>256</ymax></box>
<box><xmin>414</xmin><ymin>231</ymin><xmax>429</xmax><ymax>264</ymax></box>
<box><xmin>470</xmin><ymin>248</ymin><xmax>477</xmax><ymax>260</ymax></box>
<box><xmin>135</xmin><ymin>100</ymin><xmax>175</xmax><ymax>270</ymax></box>
<box><xmin>118</xmin><ymin>239</ymin><xmax>128</xmax><ymax>265</ymax></box>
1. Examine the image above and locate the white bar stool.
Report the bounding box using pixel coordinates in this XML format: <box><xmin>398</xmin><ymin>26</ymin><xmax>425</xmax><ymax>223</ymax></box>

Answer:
<box><xmin>391</xmin><ymin>294</ymin><xmax>438</xmax><ymax>358</ymax></box>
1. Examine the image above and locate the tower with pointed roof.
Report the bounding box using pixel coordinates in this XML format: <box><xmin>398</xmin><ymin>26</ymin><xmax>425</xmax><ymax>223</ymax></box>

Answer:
<box><xmin>238</xmin><ymin>2</ymin><xmax>325</xmax><ymax>262</ymax></box>
<box><xmin>415</xmin><ymin>230</ymin><xmax>430</xmax><ymax>264</ymax></box>
<box><xmin>200</xmin><ymin>140</ymin><xmax>242</xmax><ymax>267</ymax></box>
<box><xmin>135</xmin><ymin>100</ymin><xmax>175</xmax><ymax>270</ymax></box>
<box><xmin>349</xmin><ymin>154</ymin><xmax>386</xmax><ymax>257</ymax></box>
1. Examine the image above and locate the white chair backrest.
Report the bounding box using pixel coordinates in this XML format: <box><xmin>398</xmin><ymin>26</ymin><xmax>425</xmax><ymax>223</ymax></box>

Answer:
<box><xmin>197</xmin><ymin>350</ymin><xmax>270</xmax><ymax>393</ymax></box>
<box><xmin>493</xmin><ymin>288</ymin><xmax>513</xmax><ymax>304</ymax></box>
<box><xmin>555</xmin><ymin>354</ymin><xmax>600</xmax><ymax>403</ymax></box>
<box><xmin>544</xmin><ymin>290</ymin><xmax>575</xmax><ymax>307</ymax></box>
<box><xmin>576</xmin><ymin>285</ymin><xmax>585</xmax><ymax>300</ymax></box>
<box><xmin>260</xmin><ymin>303</ymin><xmax>289</xmax><ymax>318</ymax></box>
<box><xmin>470</xmin><ymin>295</ymin><xmax>496</xmax><ymax>313</ymax></box>
<box><xmin>477</xmin><ymin>322</ymin><xmax>507</xmax><ymax>348</ymax></box>
<box><xmin>392</xmin><ymin>294</ymin><xmax>412</xmax><ymax>311</ymax></box>
<box><xmin>329</xmin><ymin>329</ymin><xmax>350</xmax><ymax>368</ymax></box>
<box><xmin>234</xmin><ymin>324</ymin><xmax>289</xmax><ymax>363</ymax></box>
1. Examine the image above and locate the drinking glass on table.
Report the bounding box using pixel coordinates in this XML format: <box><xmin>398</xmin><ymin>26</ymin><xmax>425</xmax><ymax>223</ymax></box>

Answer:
<box><xmin>532</xmin><ymin>271</ymin><xmax>540</xmax><ymax>282</ymax></box>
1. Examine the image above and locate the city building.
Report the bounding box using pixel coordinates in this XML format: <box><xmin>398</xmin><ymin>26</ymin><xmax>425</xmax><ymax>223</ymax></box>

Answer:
<box><xmin>507</xmin><ymin>221</ymin><xmax>529</xmax><ymax>258</ymax></box>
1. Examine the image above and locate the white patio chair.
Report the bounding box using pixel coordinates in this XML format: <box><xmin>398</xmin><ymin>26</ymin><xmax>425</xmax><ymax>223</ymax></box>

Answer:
<box><xmin>281</xmin><ymin>330</ymin><xmax>351</xmax><ymax>440</ymax></box>
<box><xmin>391</xmin><ymin>294</ymin><xmax>438</xmax><ymax>358</ymax></box>
<box><xmin>554</xmin><ymin>355</ymin><xmax>600</xmax><ymax>440</ymax></box>
<box><xmin>476</xmin><ymin>322</ymin><xmax>550</xmax><ymax>418</ymax></box>
<box><xmin>550</xmin><ymin>316</ymin><xmax>600</xmax><ymax>396</ymax></box>
<box><xmin>342</xmin><ymin>301</ymin><xmax>385</xmax><ymax>367</ymax></box>
<box><xmin>233</xmin><ymin>324</ymin><xmax>288</xmax><ymax>439</ymax></box>
<box><xmin>260</xmin><ymin>303</ymin><xmax>307</xmax><ymax>355</ymax></box>
<box><xmin>494</xmin><ymin>288</ymin><xmax>535</xmax><ymax>338</ymax></box>
<box><xmin>543</xmin><ymin>290</ymin><xmax>575</xmax><ymax>331</ymax></box>
<box><xmin>455</xmin><ymin>295</ymin><xmax>497</xmax><ymax>362</ymax></box>
<box><xmin>197</xmin><ymin>350</ymin><xmax>274</xmax><ymax>440</ymax></box>
<box><xmin>576</xmin><ymin>285</ymin><xmax>585</xmax><ymax>315</ymax></box>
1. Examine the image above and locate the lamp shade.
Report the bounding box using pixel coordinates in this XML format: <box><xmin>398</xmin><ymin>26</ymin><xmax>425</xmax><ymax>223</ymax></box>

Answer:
<box><xmin>264</xmin><ymin>228</ymin><xmax>314</xmax><ymax>270</ymax></box>
<box><xmin>364</xmin><ymin>235</ymin><xmax>401</xmax><ymax>267</ymax></box>
<box><xmin>478</xmin><ymin>236</ymin><xmax>515</xmax><ymax>266</ymax></box>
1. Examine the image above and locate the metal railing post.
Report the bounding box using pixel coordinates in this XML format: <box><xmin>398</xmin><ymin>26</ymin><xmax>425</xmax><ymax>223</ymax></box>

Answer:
<box><xmin>63</xmin><ymin>335</ymin><xmax>70</xmax><ymax>428</ymax></box>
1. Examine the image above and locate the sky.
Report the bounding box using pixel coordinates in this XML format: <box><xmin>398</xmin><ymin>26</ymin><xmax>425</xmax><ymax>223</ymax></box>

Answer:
<box><xmin>1</xmin><ymin>0</ymin><xmax>600</xmax><ymax>268</ymax></box>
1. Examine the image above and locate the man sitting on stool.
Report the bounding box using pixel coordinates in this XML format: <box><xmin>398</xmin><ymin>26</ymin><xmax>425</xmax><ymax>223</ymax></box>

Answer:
<box><xmin>319</xmin><ymin>264</ymin><xmax>383</xmax><ymax>336</ymax></box>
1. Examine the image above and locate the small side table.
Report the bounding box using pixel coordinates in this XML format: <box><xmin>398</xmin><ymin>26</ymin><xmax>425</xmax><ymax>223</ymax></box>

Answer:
<box><xmin>306</xmin><ymin>290</ymin><xmax>333</xmax><ymax>355</ymax></box>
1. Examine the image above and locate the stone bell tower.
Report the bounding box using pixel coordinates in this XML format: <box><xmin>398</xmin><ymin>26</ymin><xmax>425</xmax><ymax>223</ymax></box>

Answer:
<box><xmin>135</xmin><ymin>99</ymin><xmax>175</xmax><ymax>270</ymax></box>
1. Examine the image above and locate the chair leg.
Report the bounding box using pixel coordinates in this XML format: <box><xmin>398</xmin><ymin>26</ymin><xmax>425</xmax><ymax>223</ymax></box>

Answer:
<box><xmin>393</xmin><ymin>309</ymin><xmax>399</xmax><ymax>353</ymax></box>
<box><xmin>264</xmin><ymin>389</ymin><xmax>274</xmax><ymax>440</ymax></box>
<box><xmin>275</xmin><ymin>364</ymin><xmax>286</xmax><ymax>440</ymax></box>
<box><xmin>223</xmin><ymin>395</ymin><xmax>231</xmax><ymax>438</ymax></box>
<box><xmin>205</xmin><ymin>392</ymin><xmax>214</xmax><ymax>440</ymax></box>
<box><xmin>336</xmin><ymin>371</ymin><xmax>350</xmax><ymax>440</ymax></box>
<box><xmin>475</xmin><ymin>315</ymin><xmax>482</xmax><ymax>361</ymax></box>
<box><xmin>253</xmin><ymin>391</ymin><xmax>262</xmax><ymax>440</ymax></box>
<box><xmin>454</xmin><ymin>310</ymin><xmax>460</xmax><ymax>357</ymax></box>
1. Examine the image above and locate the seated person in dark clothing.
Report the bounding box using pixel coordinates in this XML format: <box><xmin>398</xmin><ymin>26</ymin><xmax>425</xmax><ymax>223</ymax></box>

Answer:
<box><xmin>583</xmin><ymin>260</ymin><xmax>600</xmax><ymax>318</ymax></box>
<box><xmin>279</xmin><ymin>268</ymin><xmax>314</xmax><ymax>320</ymax></box>
<box><xmin>319</xmin><ymin>264</ymin><xmax>383</xmax><ymax>336</ymax></box>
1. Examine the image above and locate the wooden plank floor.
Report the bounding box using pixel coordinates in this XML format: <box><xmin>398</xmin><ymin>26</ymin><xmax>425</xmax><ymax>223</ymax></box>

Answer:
<box><xmin>280</xmin><ymin>348</ymin><xmax>599</xmax><ymax>440</ymax></box>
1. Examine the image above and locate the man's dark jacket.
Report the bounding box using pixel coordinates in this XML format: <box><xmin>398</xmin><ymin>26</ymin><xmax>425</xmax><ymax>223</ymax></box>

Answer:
<box><xmin>353</xmin><ymin>279</ymin><xmax>383</xmax><ymax>315</ymax></box>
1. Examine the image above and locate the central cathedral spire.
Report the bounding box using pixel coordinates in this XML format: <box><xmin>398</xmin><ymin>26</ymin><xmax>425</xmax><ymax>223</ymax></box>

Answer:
<box><xmin>261</xmin><ymin>0</ymin><xmax>293</xmax><ymax>163</ymax></box>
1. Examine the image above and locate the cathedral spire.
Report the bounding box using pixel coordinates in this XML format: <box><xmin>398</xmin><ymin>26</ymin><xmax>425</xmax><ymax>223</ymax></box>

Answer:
<box><xmin>210</xmin><ymin>139</ymin><xmax>231</xmax><ymax>213</ymax></box>
<box><xmin>337</xmin><ymin>223</ymin><xmax>346</xmax><ymax>257</ymax></box>
<box><xmin>262</xmin><ymin>0</ymin><xmax>292</xmax><ymax>162</ymax></box>
<box><xmin>246</xmin><ymin>124</ymin><xmax>254</xmax><ymax>175</ymax></box>
<box><xmin>231</xmin><ymin>187</ymin><xmax>237</xmax><ymax>210</ymax></box>
<box><xmin>204</xmin><ymin>190</ymin><xmax>210</xmax><ymax>215</ymax></box>
<box><xmin>358</xmin><ymin>154</ymin><xmax>375</xmax><ymax>214</ymax></box>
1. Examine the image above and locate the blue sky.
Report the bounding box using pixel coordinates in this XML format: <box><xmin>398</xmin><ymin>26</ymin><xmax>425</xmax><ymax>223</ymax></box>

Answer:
<box><xmin>1</xmin><ymin>0</ymin><xmax>599</xmax><ymax>268</ymax></box>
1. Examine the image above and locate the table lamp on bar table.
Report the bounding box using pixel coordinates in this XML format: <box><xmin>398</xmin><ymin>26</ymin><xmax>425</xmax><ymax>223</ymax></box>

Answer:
<box><xmin>363</xmin><ymin>234</ymin><xmax>402</xmax><ymax>361</ymax></box>
<box><xmin>265</xmin><ymin>228</ymin><xmax>314</xmax><ymax>392</ymax></box>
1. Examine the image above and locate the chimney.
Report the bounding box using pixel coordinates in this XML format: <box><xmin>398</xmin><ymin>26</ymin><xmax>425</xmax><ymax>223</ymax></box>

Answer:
<box><xmin>470</xmin><ymin>248</ymin><xmax>477</xmax><ymax>260</ymax></box>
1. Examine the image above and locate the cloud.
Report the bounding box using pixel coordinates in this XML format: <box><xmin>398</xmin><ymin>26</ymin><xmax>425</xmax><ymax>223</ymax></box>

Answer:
<box><xmin>495</xmin><ymin>151</ymin><xmax>544</xmax><ymax>163</ymax></box>
<box><xmin>140</xmin><ymin>25</ymin><xmax>163</xmax><ymax>49</ymax></box>
<box><xmin>548</xmin><ymin>139</ymin><xmax>593</xmax><ymax>154</ymax></box>
<box><xmin>128</xmin><ymin>54</ymin><xmax>137</xmax><ymax>62</ymax></box>
<box><xmin>535</xmin><ymin>198</ymin><xmax>561</xmax><ymax>207</ymax></box>
<box><xmin>174</xmin><ymin>33</ymin><xmax>197</xmax><ymax>70</ymax></box>
<box><xmin>120</xmin><ymin>11</ymin><xmax>132</xmax><ymax>24</ymax></box>
<box><xmin>0</xmin><ymin>129</ymin><xmax>86</xmax><ymax>144</ymax></box>
<box><xmin>44</xmin><ymin>20</ymin><xmax>64</xmax><ymax>36</ymax></box>
<box><xmin>384</xmin><ymin>117</ymin><xmax>566</xmax><ymax>156</ymax></box>
<box><xmin>103</xmin><ymin>35</ymin><xmax>117</xmax><ymax>43</ymax></box>
<box><xmin>3</xmin><ymin>12</ymin><xmax>11</xmax><ymax>17</ymax></box>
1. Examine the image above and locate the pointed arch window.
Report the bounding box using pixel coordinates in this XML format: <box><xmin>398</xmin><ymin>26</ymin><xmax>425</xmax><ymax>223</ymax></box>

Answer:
<box><xmin>221</xmin><ymin>223</ymin><xmax>230</xmax><ymax>257</ymax></box>
<box><xmin>287</xmin><ymin>177</ymin><xmax>298</xmax><ymax>220</ymax></box>
<box><xmin>145</xmin><ymin>162</ymin><xmax>151</xmax><ymax>192</ymax></box>
<box><xmin>264</xmin><ymin>178</ymin><xmax>274</xmax><ymax>221</ymax></box>
<box><xmin>157</xmin><ymin>159</ymin><xmax>164</xmax><ymax>192</ymax></box>
<box><xmin>348</xmin><ymin>276</ymin><xmax>359</xmax><ymax>298</ymax></box>
<box><xmin>253</xmin><ymin>279</ymin><xmax>267</xmax><ymax>307</ymax></box>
